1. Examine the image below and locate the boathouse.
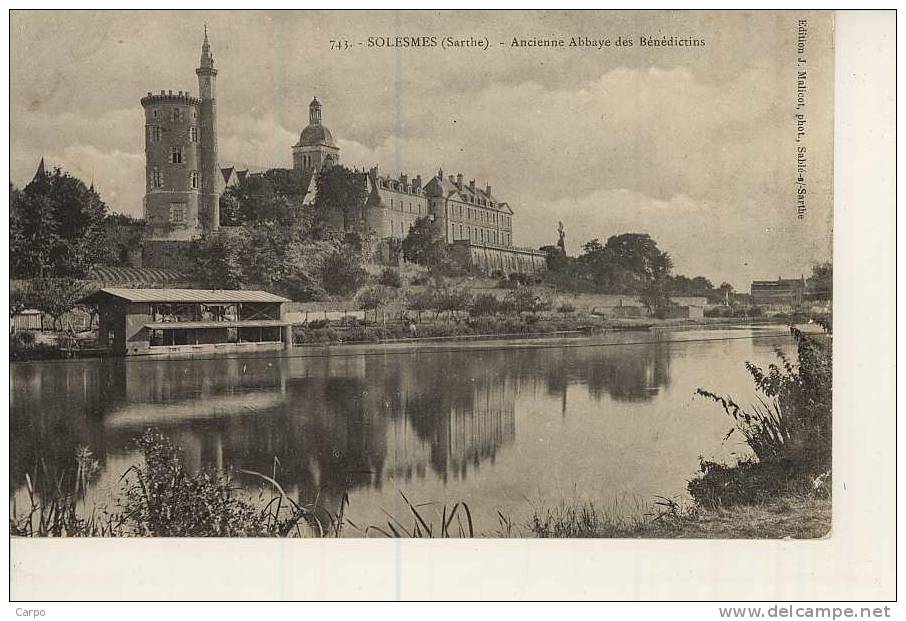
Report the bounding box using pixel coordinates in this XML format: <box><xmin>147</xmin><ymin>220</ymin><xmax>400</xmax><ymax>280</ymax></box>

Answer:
<box><xmin>80</xmin><ymin>288</ymin><xmax>293</xmax><ymax>356</ymax></box>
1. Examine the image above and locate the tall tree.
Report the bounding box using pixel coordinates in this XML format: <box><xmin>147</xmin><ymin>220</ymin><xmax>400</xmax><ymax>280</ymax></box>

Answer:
<box><xmin>311</xmin><ymin>165</ymin><xmax>367</xmax><ymax>236</ymax></box>
<box><xmin>222</xmin><ymin>169</ymin><xmax>306</xmax><ymax>229</ymax></box>
<box><xmin>401</xmin><ymin>216</ymin><xmax>449</xmax><ymax>268</ymax></box>
<box><xmin>10</xmin><ymin>167</ymin><xmax>108</xmax><ymax>278</ymax></box>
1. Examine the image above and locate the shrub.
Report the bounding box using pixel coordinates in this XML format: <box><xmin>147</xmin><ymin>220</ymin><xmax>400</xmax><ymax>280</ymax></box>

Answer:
<box><xmin>320</xmin><ymin>248</ymin><xmax>367</xmax><ymax>296</ymax></box>
<box><xmin>504</xmin><ymin>287</ymin><xmax>548</xmax><ymax>314</ymax></box>
<box><xmin>557</xmin><ymin>302</ymin><xmax>576</xmax><ymax>314</ymax></box>
<box><xmin>470</xmin><ymin>293</ymin><xmax>502</xmax><ymax>316</ymax></box>
<box><xmin>13</xmin><ymin>330</ymin><xmax>36</xmax><ymax>346</ymax></box>
<box><xmin>694</xmin><ymin>326</ymin><xmax>832</xmax><ymax>505</ymax></box>
<box><xmin>377</xmin><ymin>267</ymin><xmax>402</xmax><ymax>288</ymax></box>
<box><xmin>306</xmin><ymin>318</ymin><xmax>330</xmax><ymax>329</ymax></box>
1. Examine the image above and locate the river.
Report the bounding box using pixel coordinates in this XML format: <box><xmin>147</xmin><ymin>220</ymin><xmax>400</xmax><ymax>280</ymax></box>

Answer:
<box><xmin>10</xmin><ymin>325</ymin><xmax>794</xmax><ymax>535</ymax></box>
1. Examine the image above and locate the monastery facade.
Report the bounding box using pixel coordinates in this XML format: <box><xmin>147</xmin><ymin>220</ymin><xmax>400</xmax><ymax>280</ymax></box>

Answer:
<box><xmin>141</xmin><ymin>30</ymin><xmax>545</xmax><ymax>275</ymax></box>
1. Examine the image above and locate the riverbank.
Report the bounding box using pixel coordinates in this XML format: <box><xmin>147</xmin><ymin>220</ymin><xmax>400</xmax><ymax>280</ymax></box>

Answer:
<box><xmin>526</xmin><ymin>494</ymin><xmax>830</xmax><ymax>539</ymax></box>
<box><xmin>10</xmin><ymin>314</ymin><xmax>792</xmax><ymax>361</ymax></box>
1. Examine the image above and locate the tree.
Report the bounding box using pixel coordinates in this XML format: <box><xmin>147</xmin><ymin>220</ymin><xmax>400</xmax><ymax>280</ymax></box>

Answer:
<box><xmin>405</xmin><ymin>288</ymin><xmax>436</xmax><ymax>322</ymax></box>
<box><xmin>11</xmin><ymin>168</ymin><xmax>110</xmax><ymax>278</ymax></box>
<box><xmin>401</xmin><ymin>216</ymin><xmax>449</xmax><ymax>268</ymax></box>
<box><xmin>575</xmin><ymin>233</ymin><xmax>674</xmax><ymax>293</ymax></box>
<box><xmin>470</xmin><ymin>293</ymin><xmax>503</xmax><ymax>317</ymax></box>
<box><xmin>640</xmin><ymin>279</ymin><xmax>672</xmax><ymax>316</ymax></box>
<box><xmin>222</xmin><ymin>169</ymin><xmax>306</xmax><ymax>230</ymax></box>
<box><xmin>809</xmin><ymin>262</ymin><xmax>832</xmax><ymax>299</ymax></box>
<box><xmin>312</xmin><ymin>165</ymin><xmax>367</xmax><ymax>235</ymax></box>
<box><xmin>504</xmin><ymin>287</ymin><xmax>547</xmax><ymax>315</ymax></box>
<box><xmin>27</xmin><ymin>278</ymin><xmax>93</xmax><ymax>331</ymax></box>
<box><xmin>320</xmin><ymin>246</ymin><xmax>367</xmax><ymax>296</ymax></box>
<box><xmin>356</xmin><ymin>285</ymin><xmax>395</xmax><ymax>324</ymax></box>
<box><xmin>189</xmin><ymin>230</ymin><xmax>247</xmax><ymax>289</ymax></box>
<box><xmin>10</xmin><ymin>282</ymin><xmax>32</xmax><ymax>318</ymax></box>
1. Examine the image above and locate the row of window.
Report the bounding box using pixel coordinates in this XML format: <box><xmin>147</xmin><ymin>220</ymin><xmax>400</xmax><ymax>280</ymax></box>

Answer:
<box><xmin>450</xmin><ymin>223</ymin><xmax>511</xmax><ymax>246</ymax></box>
<box><xmin>149</xmin><ymin>326</ymin><xmax>282</xmax><ymax>347</ymax></box>
<box><xmin>378</xmin><ymin>179</ymin><xmax>422</xmax><ymax>195</ymax></box>
<box><xmin>150</xmin><ymin>108</ymin><xmax>198</xmax><ymax>123</ymax></box>
<box><xmin>449</xmin><ymin>203</ymin><xmax>511</xmax><ymax>227</ymax></box>
<box><xmin>388</xmin><ymin>197</ymin><xmax>427</xmax><ymax>215</ymax></box>
<box><xmin>147</xmin><ymin>126</ymin><xmax>199</xmax><ymax>144</ymax></box>
<box><xmin>149</xmin><ymin>168</ymin><xmax>199</xmax><ymax>189</ymax></box>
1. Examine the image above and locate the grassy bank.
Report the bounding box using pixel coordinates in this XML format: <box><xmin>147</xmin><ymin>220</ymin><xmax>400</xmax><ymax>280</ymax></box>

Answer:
<box><xmin>526</xmin><ymin>494</ymin><xmax>830</xmax><ymax>539</ymax></box>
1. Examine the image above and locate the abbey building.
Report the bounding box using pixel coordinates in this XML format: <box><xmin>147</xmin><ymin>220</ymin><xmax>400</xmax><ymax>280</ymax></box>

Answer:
<box><xmin>141</xmin><ymin>30</ymin><xmax>545</xmax><ymax>275</ymax></box>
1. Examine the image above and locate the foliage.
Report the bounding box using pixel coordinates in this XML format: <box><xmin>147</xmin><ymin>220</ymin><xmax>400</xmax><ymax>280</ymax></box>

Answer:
<box><xmin>24</xmin><ymin>278</ymin><xmax>93</xmax><ymax>331</ymax></box>
<box><xmin>355</xmin><ymin>285</ymin><xmax>395</xmax><ymax>311</ymax></box>
<box><xmin>432</xmin><ymin>287</ymin><xmax>473</xmax><ymax>320</ymax></box>
<box><xmin>557</xmin><ymin>302</ymin><xmax>576</xmax><ymax>314</ymax></box>
<box><xmin>311</xmin><ymin>165</ymin><xmax>367</xmax><ymax>235</ymax></box>
<box><xmin>12</xmin><ymin>431</ymin><xmax>344</xmax><ymax>537</ymax></box>
<box><xmin>470</xmin><ymin>293</ymin><xmax>506</xmax><ymax>316</ymax></box>
<box><xmin>693</xmin><ymin>326</ymin><xmax>832</xmax><ymax>506</ymax></box>
<box><xmin>809</xmin><ymin>261</ymin><xmax>833</xmax><ymax>299</ymax></box>
<box><xmin>504</xmin><ymin>287</ymin><xmax>549</xmax><ymax>314</ymax></box>
<box><xmin>668</xmin><ymin>274</ymin><xmax>714</xmax><ymax>297</ymax></box>
<box><xmin>352</xmin><ymin>491</ymin><xmax>474</xmax><ymax>538</ymax></box>
<box><xmin>401</xmin><ymin>217</ymin><xmax>449</xmax><ymax>268</ymax></box>
<box><xmin>640</xmin><ymin>278</ymin><xmax>672</xmax><ymax>316</ymax></box>
<box><xmin>221</xmin><ymin>168</ymin><xmax>307</xmax><ymax>230</ymax></box>
<box><xmin>575</xmin><ymin>234</ymin><xmax>673</xmax><ymax>293</ymax></box>
<box><xmin>319</xmin><ymin>246</ymin><xmax>368</xmax><ymax>296</ymax></box>
<box><xmin>10</xmin><ymin>282</ymin><xmax>32</xmax><ymax>318</ymax></box>
<box><xmin>377</xmin><ymin>267</ymin><xmax>402</xmax><ymax>288</ymax></box>
<box><xmin>188</xmin><ymin>223</ymin><xmax>366</xmax><ymax>301</ymax></box>
<box><xmin>10</xmin><ymin>168</ymin><xmax>110</xmax><ymax>278</ymax></box>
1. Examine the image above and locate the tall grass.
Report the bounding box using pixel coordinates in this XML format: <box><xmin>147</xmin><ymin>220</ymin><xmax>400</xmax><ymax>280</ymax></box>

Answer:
<box><xmin>692</xmin><ymin>325</ymin><xmax>832</xmax><ymax>507</ymax></box>
<box><xmin>11</xmin><ymin>430</ymin><xmax>345</xmax><ymax>537</ymax></box>
<box><xmin>347</xmin><ymin>491</ymin><xmax>474</xmax><ymax>538</ymax></box>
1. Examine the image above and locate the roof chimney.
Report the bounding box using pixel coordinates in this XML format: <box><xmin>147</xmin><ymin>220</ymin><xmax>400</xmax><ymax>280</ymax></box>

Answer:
<box><xmin>437</xmin><ymin>168</ymin><xmax>443</xmax><ymax>179</ymax></box>
<box><xmin>469</xmin><ymin>179</ymin><xmax>476</xmax><ymax>191</ymax></box>
<box><xmin>414</xmin><ymin>175</ymin><xmax>422</xmax><ymax>189</ymax></box>
<box><xmin>456</xmin><ymin>173</ymin><xmax>463</xmax><ymax>188</ymax></box>
<box><xmin>400</xmin><ymin>173</ymin><xmax>408</xmax><ymax>187</ymax></box>
<box><xmin>486</xmin><ymin>184</ymin><xmax>492</xmax><ymax>196</ymax></box>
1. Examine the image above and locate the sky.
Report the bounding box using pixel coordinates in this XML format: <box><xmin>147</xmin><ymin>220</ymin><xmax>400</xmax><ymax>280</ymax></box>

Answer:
<box><xmin>10</xmin><ymin>10</ymin><xmax>833</xmax><ymax>289</ymax></box>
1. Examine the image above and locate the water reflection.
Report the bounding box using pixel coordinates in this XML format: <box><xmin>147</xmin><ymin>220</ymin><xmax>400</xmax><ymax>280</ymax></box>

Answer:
<box><xmin>10</xmin><ymin>334</ymin><xmax>676</xmax><ymax>509</ymax></box>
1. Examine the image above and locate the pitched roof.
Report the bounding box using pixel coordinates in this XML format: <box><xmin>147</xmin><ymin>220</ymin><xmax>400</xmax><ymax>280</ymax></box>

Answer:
<box><xmin>88</xmin><ymin>266</ymin><xmax>187</xmax><ymax>284</ymax></box>
<box><xmin>422</xmin><ymin>174</ymin><xmax>508</xmax><ymax>212</ymax></box>
<box><xmin>82</xmin><ymin>288</ymin><xmax>290</xmax><ymax>304</ymax></box>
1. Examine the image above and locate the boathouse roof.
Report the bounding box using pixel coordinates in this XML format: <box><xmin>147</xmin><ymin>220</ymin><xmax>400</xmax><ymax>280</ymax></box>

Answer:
<box><xmin>81</xmin><ymin>288</ymin><xmax>290</xmax><ymax>304</ymax></box>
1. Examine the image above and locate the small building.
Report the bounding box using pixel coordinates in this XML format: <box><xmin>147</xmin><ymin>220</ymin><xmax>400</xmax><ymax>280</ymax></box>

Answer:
<box><xmin>750</xmin><ymin>277</ymin><xmax>807</xmax><ymax>307</ymax></box>
<box><xmin>80</xmin><ymin>288</ymin><xmax>292</xmax><ymax>356</ymax></box>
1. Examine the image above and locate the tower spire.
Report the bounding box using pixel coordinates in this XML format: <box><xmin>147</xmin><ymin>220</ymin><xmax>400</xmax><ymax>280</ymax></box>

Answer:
<box><xmin>33</xmin><ymin>157</ymin><xmax>46</xmax><ymax>182</ymax></box>
<box><xmin>199</xmin><ymin>25</ymin><xmax>213</xmax><ymax>69</ymax></box>
<box><xmin>309</xmin><ymin>97</ymin><xmax>322</xmax><ymax>125</ymax></box>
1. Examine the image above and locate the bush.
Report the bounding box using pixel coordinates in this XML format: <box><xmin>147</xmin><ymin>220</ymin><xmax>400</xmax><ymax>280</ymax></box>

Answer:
<box><xmin>557</xmin><ymin>303</ymin><xmax>576</xmax><ymax>314</ymax></box>
<box><xmin>120</xmin><ymin>430</ymin><xmax>326</xmax><ymax>537</ymax></box>
<box><xmin>320</xmin><ymin>248</ymin><xmax>367</xmax><ymax>296</ymax></box>
<box><xmin>688</xmin><ymin>458</ymin><xmax>819</xmax><ymax>509</ymax></box>
<box><xmin>694</xmin><ymin>326</ymin><xmax>832</xmax><ymax>505</ymax></box>
<box><xmin>13</xmin><ymin>330</ymin><xmax>35</xmax><ymax>346</ymax></box>
<box><xmin>306</xmin><ymin>318</ymin><xmax>330</xmax><ymax>329</ymax></box>
<box><xmin>377</xmin><ymin>267</ymin><xmax>402</xmax><ymax>288</ymax></box>
<box><xmin>470</xmin><ymin>293</ymin><xmax>503</xmax><ymax>316</ymax></box>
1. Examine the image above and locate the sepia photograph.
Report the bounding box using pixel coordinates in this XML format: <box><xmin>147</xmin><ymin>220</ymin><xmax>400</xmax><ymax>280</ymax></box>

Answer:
<box><xmin>7</xmin><ymin>7</ymin><xmax>897</xmax><ymax>606</ymax></box>
<box><xmin>8</xmin><ymin>9</ymin><xmax>837</xmax><ymax>543</ymax></box>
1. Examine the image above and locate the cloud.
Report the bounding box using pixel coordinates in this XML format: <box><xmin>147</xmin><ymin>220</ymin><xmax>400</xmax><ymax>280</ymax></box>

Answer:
<box><xmin>10</xmin><ymin>11</ymin><xmax>833</xmax><ymax>288</ymax></box>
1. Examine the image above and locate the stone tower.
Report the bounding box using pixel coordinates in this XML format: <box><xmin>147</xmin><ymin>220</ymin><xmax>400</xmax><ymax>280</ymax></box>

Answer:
<box><xmin>292</xmin><ymin>97</ymin><xmax>340</xmax><ymax>177</ymax></box>
<box><xmin>140</xmin><ymin>28</ymin><xmax>219</xmax><ymax>241</ymax></box>
<box><xmin>195</xmin><ymin>26</ymin><xmax>220</xmax><ymax>235</ymax></box>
